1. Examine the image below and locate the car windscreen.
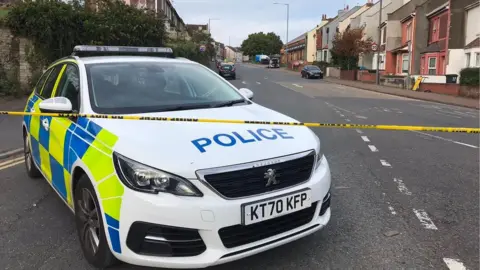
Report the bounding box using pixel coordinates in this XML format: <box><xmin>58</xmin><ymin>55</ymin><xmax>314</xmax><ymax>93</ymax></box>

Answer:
<box><xmin>85</xmin><ymin>61</ymin><xmax>246</xmax><ymax>114</ymax></box>
<box><xmin>307</xmin><ymin>66</ymin><xmax>320</xmax><ymax>70</ymax></box>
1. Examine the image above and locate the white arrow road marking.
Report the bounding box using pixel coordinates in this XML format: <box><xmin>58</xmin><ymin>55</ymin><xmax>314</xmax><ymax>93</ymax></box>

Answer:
<box><xmin>292</xmin><ymin>83</ymin><xmax>303</xmax><ymax>88</ymax></box>
<box><xmin>413</xmin><ymin>209</ymin><xmax>438</xmax><ymax>230</ymax></box>
<box><xmin>443</xmin><ymin>258</ymin><xmax>467</xmax><ymax>270</ymax></box>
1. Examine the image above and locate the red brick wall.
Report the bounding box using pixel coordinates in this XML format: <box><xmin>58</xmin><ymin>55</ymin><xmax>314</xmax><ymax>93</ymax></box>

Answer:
<box><xmin>358</xmin><ymin>70</ymin><xmax>385</xmax><ymax>83</ymax></box>
<box><xmin>419</xmin><ymin>83</ymin><xmax>459</xmax><ymax>96</ymax></box>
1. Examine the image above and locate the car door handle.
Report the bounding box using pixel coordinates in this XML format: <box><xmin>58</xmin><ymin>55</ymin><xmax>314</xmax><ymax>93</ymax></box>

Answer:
<box><xmin>42</xmin><ymin>118</ymin><xmax>49</xmax><ymax>131</ymax></box>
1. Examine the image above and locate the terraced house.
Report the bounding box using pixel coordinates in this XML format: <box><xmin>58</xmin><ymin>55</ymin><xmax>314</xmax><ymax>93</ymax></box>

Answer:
<box><xmin>123</xmin><ymin>0</ymin><xmax>189</xmax><ymax>40</ymax></box>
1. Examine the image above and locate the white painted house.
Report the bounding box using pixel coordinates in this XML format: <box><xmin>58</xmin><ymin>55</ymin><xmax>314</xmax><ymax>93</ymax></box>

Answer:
<box><xmin>446</xmin><ymin>2</ymin><xmax>480</xmax><ymax>76</ymax></box>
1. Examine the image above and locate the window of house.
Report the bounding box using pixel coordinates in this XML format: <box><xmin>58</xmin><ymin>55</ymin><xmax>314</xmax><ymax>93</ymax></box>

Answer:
<box><xmin>476</xmin><ymin>53</ymin><xmax>480</xmax><ymax>67</ymax></box>
<box><xmin>323</xmin><ymin>51</ymin><xmax>327</xmax><ymax>61</ymax></box>
<box><xmin>406</xmin><ymin>23</ymin><xmax>412</xmax><ymax>42</ymax></box>
<box><xmin>428</xmin><ymin>57</ymin><xmax>437</xmax><ymax>75</ymax></box>
<box><xmin>465</xmin><ymin>53</ymin><xmax>471</xmax><ymax>67</ymax></box>
<box><xmin>402</xmin><ymin>54</ymin><xmax>409</xmax><ymax>73</ymax></box>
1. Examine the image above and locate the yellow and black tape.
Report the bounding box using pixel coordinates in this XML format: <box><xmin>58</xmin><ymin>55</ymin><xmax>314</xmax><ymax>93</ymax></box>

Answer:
<box><xmin>1</xmin><ymin>111</ymin><xmax>479</xmax><ymax>134</ymax></box>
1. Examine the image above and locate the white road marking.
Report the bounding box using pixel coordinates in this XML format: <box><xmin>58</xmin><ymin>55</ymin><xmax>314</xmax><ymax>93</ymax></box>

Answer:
<box><xmin>386</xmin><ymin>202</ymin><xmax>397</xmax><ymax>215</ymax></box>
<box><xmin>0</xmin><ymin>148</ymin><xmax>23</xmax><ymax>159</ymax></box>
<box><xmin>411</xmin><ymin>131</ymin><xmax>479</xmax><ymax>149</ymax></box>
<box><xmin>443</xmin><ymin>258</ymin><xmax>467</xmax><ymax>270</ymax></box>
<box><xmin>264</xmin><ymin>77</ymin><xmax>268</xmax><ymax>79</ymax></box>
<box><xmin>345</xmin><ymin>119</ymin><xmax>351</xmax><ymax>122</ymax></box>
<box><xmin>241</xmin><ymin>81</ymin><xmax>246</xmax><ymax>84</ymax></box>
<box><xmin>380</xmin><ymin>160</ymin><xmax>391</xmax><ymax>167</ymax></box>
<box><xmin>355</xmin><ymin>115</ymin><xmax>368</xmax><ymax>119</ymax></box>
<box><xmin>361</xmin><ymin>136</ymin><xmax>370</xmax><ymax>142</ymax></box>
<box><xmin>256</xmin><ymin>82</ymin><xmax>261</xmax><ymax>84</ymax></box>
<box><xmin>329</xmin><ymin>104</ymin><xmax>357</xmax><ymax>114</ymax></box>
<box><xmin>393</xmin><ymin>178</ymin><xmax>412</xmax><ymax>195</ymax></box>
<box><xmin>368</xmin><ymin>145</ymin><xmax>378</xmax><ymax>152</ymax></box>
<box><xmin>413</xmin><ymin>209</ymin><xmax>438</xmax><ymax>230</ymax></box>
<box><xmin>383</xmin><ymin>109</ymin><xmax>391</xmax><ymax>112</ymax></box>
<box><xmin>340</xmin><ymin>114</ymin><xmax>345</xmax><ymax>117</ymax></box>
<box><xmin>435</xmin><ymin>111</ymin><xmax>461</xmax><ymax>119</ymax></box>
<box><xmin>292</xmin><ymin>83</ymin><xmax>303</xmax><ymax>88</ymax></box>
<box><xmin>356</xmin><ymin>129</ymin><xmax>363</xmax><ymax>134</ymax></box>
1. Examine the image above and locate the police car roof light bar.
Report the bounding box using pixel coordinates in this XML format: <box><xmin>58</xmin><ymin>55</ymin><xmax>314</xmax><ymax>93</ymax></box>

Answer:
<box><xmin>71</xmin><ymin>45</ymin><xmax>175</xmax><ymax>58</ymax></box>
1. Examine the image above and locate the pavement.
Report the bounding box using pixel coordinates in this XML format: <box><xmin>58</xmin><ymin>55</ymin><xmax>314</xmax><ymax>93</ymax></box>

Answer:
<box><xmin>0</xmin><ymin>63</ymin><xmax>479</xmax><ymax>270</ymax></box>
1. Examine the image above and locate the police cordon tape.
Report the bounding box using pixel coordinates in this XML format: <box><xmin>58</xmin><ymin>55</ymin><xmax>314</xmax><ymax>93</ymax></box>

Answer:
<box><xmin>1</xmin><ymin>111</ymin><xmax>479</xmax><ymax>134</ymax></box>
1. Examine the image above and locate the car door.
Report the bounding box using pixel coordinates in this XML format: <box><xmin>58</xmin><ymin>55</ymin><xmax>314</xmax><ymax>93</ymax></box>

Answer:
<box><xmin>26</xmin><ymin>64</ymin><xmax>65</xmax><ymax>181</ymax></box>
<box><xmin>49</xmin><ymin>63</ymin><xmax>81</xmax><ymax>206</ymax></box>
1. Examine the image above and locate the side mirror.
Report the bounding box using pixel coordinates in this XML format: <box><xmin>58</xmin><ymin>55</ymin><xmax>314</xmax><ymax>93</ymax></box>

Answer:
<box><xmin>39</xmin><ymin>97</ymin><xmax>73</xmax><ymax>113</ymax></box>
<box><xmin>238</xmin><ymin>88</ymin><xmax>254</xmax><ymax>100</ymax></box>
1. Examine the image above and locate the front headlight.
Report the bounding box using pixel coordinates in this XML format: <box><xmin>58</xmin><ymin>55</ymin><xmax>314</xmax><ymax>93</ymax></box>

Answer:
<box><xmin>113</xmin><ymin>152</ymin><xmax>203</xmax><ymax>197</ymax></box>
<box><xmin>314</xmin><ymin>144</ymin><xmax>324</xmax><ymax>170</ymax></box>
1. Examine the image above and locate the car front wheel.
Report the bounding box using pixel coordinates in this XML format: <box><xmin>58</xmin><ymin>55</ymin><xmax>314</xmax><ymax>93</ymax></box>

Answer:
<box><xmin>75</xmin><ymin>174</ymin><xmax>118</xmax><ymax>268</ymax></box>
<box><xmin>24</xmin><ymin>133</ymin><xmax>41</xmax><ymax>178</ymax></box>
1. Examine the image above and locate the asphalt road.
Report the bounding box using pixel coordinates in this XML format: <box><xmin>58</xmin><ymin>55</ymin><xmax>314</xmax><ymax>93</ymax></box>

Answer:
<box><xmin>0</xmin><ymin>63</ymin><xmax>478</xmax><ymax>270</ymax></box>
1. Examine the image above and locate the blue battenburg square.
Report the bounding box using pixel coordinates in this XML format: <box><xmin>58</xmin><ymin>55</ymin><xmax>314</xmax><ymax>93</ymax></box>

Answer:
<box><xmin>50</xmin><ymin>155</ymin><xmax>67</xmax><ymax>199</ymax></box>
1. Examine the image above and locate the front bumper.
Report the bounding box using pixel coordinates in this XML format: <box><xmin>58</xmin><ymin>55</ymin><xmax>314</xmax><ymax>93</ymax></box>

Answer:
<box><xmin>112</xmin><ymin>156</ymin><xmax>331</xmax><ymax>269</ymax></box>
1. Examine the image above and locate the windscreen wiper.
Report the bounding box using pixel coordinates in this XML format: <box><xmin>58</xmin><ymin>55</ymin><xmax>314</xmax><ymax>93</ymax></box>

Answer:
<box><xmin>211</xmin><ymin>99</ymin><xmax>247</xmax><ymax>108</ymax></box>
<box><xmin>159</xmin><ymin>103</ymin><xmax>213</xmax><ymax>112</ymax></box>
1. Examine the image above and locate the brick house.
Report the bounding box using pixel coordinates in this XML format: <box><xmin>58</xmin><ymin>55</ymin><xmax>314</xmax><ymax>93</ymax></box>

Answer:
<box><xmin>384</xmin><ymin>0</ymin><xmax>428</xmax><ymax>75</ymax></box>
<box><xmin>284</xmin><ymin>33</ymin><xmax>307</xmax><ymax>66</ymax></box>
<box><xmin>417</xmin><ymin>1</ymin><xmax>449</xmax><ymax>76</ymax></box>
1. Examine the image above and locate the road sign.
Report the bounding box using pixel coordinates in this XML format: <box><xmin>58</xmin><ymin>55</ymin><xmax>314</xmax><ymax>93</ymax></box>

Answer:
<box><xmin>200</xmin><ymin>45</ymin><xmax>206</xmax><ymax>52</ymax></box>
<box><xmin>372</xmin><ymin>43</ymin><xmax>378</xmax><ymax>51</ymax></box>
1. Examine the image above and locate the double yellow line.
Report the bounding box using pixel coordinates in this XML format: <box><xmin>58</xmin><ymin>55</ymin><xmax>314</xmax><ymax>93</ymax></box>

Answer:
<box><xmin>1</xmin><ymin>111</ymin><xmax>479</xmax><ymax>134</ymax></box>
<box><xmin>0</xmin><ymin>156</ymin><xmax>24</xmax><ymax>171</ymax></box>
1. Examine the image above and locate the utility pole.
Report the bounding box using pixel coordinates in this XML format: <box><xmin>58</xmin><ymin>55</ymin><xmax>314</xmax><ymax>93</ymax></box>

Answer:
<box><xmin>375</xmin><ymin>0</ymin><xmax>383</xmax><ymax>85</ymax></box>
<box><xmin>274</xmin><ymin>2</ymin><xmax>289</xmax><ymax>68</ymax></box>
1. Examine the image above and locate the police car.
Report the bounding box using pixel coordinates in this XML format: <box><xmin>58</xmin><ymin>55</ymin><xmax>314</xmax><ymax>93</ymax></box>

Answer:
<box><xmin>22</xmin><ymin>45</ymin><xmax>331</xmax><ymax>268</ymax></box>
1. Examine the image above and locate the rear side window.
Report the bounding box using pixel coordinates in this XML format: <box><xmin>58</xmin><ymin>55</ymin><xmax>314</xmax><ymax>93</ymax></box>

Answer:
<box><xmin>40</xmin><ymin>64</ymin><xmax>64</xmax><ymax>99</ymax></box>
<box><xmin>34</xmin><ymin>69</ymin><xmax>53</xmax><ymax>95</ymax></box>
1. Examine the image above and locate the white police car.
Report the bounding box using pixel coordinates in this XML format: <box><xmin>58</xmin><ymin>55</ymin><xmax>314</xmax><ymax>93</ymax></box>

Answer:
<box><xmin>22</xmin><ymin>45</ymin><xmax>331</xmax><ymax>268</ymax></box>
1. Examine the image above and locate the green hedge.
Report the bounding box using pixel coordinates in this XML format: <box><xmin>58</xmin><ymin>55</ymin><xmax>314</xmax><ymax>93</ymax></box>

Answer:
<box><xmin>0</xmin><ymin>0</ymin><xmax>214</xmax><ymax>96</ymax></box>
<box><xmin>459</xmin><ymin>68</ymin><xmax>479</xmax><ymax>86</ymax></box>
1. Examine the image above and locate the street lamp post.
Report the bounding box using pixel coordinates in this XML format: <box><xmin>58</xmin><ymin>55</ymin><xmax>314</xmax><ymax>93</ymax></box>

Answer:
<box><xmin>375</xmin><ymin>0</ymin><xmax>383</xmax><ymax>85</ymax></box>
<box><xmin>274</xmin><ymin>2</ymin><xmax>289</xmax><ymax>69</ymax></box>
<box><xmin>208</xmin><ymin>18</ymin><xmax>220</xmax><ymax>34</ymax></box>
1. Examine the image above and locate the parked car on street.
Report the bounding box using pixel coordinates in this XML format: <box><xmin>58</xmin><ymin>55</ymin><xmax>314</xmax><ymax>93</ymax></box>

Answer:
<box><xmin>218</xmin><ymin>62</ymin><xmax>236</xmax><ymax>79</ymax></box>
<box><xmin>301</xmin><ymin>65</ymin><xmax>323</xmax><ymax>79</ymax></box>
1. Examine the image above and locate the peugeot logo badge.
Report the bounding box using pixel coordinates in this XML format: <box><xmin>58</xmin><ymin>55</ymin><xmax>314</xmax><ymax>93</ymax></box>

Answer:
<box><xmin>264</xmin><ymin>168</ymin><xmax>279</xmax><ymax>187</ymax></box>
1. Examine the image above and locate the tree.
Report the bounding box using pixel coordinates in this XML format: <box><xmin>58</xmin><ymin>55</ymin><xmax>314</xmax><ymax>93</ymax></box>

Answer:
<box><xmin>331</xmin><ymin>27</ymin><xmax>373</xmax><ymax>70</ymax></box>
<box><xmin>240</xmin><ymin>32</ymin><xmax>283</xmax><ymax>56</ymax></box>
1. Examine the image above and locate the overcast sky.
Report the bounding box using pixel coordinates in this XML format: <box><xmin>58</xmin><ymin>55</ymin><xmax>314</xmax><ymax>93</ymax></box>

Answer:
<box><xmin>172</xmin><ymin>0</ymin><xmax>369</xmax><ymax>47</ymax></box>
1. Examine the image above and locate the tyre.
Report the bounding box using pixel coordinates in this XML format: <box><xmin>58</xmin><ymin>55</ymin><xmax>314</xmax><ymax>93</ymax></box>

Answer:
<box><xmin>24</xmin><ymin>132</ymin><xmax>41</xmax><ymax>178</ymax></box>
<box><xmin>232</xmin><ymin>76</ymin><xmax>236</xmax><ymax>80</ymax></box>
<box><xmin>306</xmin><ymin>74</ymin><xmax>310</xmax><ymax>79</ymax></box>
<box><xmin>301</xmin><ymin>73</ymin><xmax>304</xmax><ymax>78</ymax></box>
<box><xmin>75</xmin><ymin>174</ymin><xmax>119</xmax><ymax>268</ymax></box>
